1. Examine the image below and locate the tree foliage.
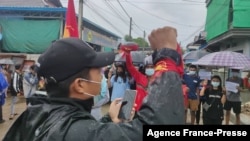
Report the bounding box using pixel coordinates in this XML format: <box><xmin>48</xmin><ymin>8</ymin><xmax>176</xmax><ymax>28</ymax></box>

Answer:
<box><xmin>124</xmin><ymin>35</ymin><xmax>149</xmax><ymax>47</ymax></box>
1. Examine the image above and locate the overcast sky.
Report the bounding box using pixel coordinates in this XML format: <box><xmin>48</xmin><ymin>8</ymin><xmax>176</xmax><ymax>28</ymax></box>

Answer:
<box><xmin>60</xmin><ymin>0</ymin><xmax>207</xmax><ymax>48</ymax></box>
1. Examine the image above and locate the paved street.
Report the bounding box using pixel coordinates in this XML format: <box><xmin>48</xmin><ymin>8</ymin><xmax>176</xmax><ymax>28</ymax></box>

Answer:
<box><xmin>1</xmin><ymin>90</ymin><xmax>249</xmax><ymax>140</ymax></box>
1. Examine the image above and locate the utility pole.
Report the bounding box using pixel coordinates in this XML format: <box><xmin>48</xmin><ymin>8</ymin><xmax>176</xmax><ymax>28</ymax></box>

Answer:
<box><xmin>143</xmin><ymin>30</ymin><xmax>146</xmax><ymax>53</ymax></box>
<box><xmin>78</xmin><ymin>0</ymin><xmax>83</xmax><ymax>39</ymax></box>
<box><xmin>129</xmin><ymin>17</ymin><xmax>132</xmax><ymax>41</ymax></box>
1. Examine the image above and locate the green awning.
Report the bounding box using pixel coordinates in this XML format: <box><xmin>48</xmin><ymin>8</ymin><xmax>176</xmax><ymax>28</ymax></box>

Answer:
<box><xmin>205</xmin><ymin>0</ymin><xmax>230</xmax><ymax>41</ymax></box>
<box><xmin>0</xmin><ymin>19</ymin><xmax>60</xmax><ymax>53</ymax></box>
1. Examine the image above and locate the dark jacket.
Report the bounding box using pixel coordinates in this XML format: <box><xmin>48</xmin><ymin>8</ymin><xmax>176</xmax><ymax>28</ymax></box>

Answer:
<box><xmin>3</xmin><ymin>58</ymin><xmax>185</xmax><ymax>141</ymax></box>
<box><xmin>10</xmin><ymin>71</ymin><xmax>21</xmax><ymax>96</ymax></box>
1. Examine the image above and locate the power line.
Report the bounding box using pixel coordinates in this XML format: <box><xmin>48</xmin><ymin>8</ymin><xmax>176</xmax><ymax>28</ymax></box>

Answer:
<box><xmin>87</xmin><ymin>1</ymin><xmax>145</xmax><ymax>37</ymax></box>
<box><xmin>104</xmin><ymin>0</ymin><xmax>130</xmax><ymax>26</ymax></box>
<box><xmin>117</xmin><ymin>0</ymin><xmax>130</xmax><ymax>18</ymax></box>
<box><xmin>180</xmin><ymin>0</ymin><xmax>229</xmax><ymax>44</ymax></box>
<box><xmin>181</xmin><ymin>25</ymin><xmax>205</xmax><ymax>42</ymax></box>
<box><xmin>85</xmin><ymin>1</ymin><xmax>126</xmax><ymax>36</ymax></box>
<box><xmin>87</xmin><ymin>1</ymin><xmax>126</xmax><ymax>20</ymax></box>
<box><xmin>103</xmin><ymin>0</ymin><xmax>142</xmax><ymax>36</ymax></box>
<box><xmin>116</xmin><ymin>0</ymin><xmax>144</xmax><ymax>33</ymax></box>
<box><xmin>125</xmin><ymin>1</ymin><xmax>204</xmax><ymax>27</ymax></box>
<box><xmin>104</xmin><ymin>0</ymin><xmax>142</xmax><ymax>36</ymax></box>
<box><xmin>107</xmin><ymin>0</ymin><xmax>205</xmax><ymax>5</ymax></box>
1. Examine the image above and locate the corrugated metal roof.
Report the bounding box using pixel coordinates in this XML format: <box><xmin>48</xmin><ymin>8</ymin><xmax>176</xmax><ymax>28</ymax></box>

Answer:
<box><xmin>0</xmin><ymin>0</ymin><xmax>62</xmax><ymax>7</ymax></box>
<box><xmin>0</xmin><ymin>6</ymin><xmax>66</xmax><ymax>12</ymax></box>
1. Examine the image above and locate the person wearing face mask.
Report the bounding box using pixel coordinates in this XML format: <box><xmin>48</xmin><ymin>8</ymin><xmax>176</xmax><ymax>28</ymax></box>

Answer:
<box><xmin>3</xmin><ymin>26</ymin><xmax>185</xmax><ymax>141</ymax></box>
<box><xmin>195</xmin><ymin>67</ymin><xmax>211</xmax><ymax>125</ymax></box>
<box><xmin>224</xmin><ymin>69</ymin><xmax>243</xmax><ymax>125</ymax></box>
<box><xmin>200</xmin><ymin>75</ymin><xmax>226</xmax><ymax>125</ymax></box>
<box><xmin>23</xmin><ymin>64</ymin><xmax>39</xmax><ymax>106</ymax></box>
<box><xmin>107</xmin><ymin>63</ymin><xmax>130</xmax><ymax>102</ymax></box>
<box><xmin>91</xmin><ymin>73</ymin><xmax>110</xmax><ymax>120</ymax></box>
<box><xmin>183</xmin><ymin>65</ymin><xmax>201</xmax><ymax>125</ymax></box>
<box><xmin>123</xmin><ymin>47</ymin><xmax>154</xmax><ymax>111</ymax></box>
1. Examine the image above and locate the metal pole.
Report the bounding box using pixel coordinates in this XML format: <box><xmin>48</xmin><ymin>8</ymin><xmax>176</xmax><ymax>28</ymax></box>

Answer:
<box><xmin>143</xmin><ymin>30</ymin><xmax>146</xmax><ymax>53</ymax></box>
<box><xmin>129</xmin><ymin>17</ymin><xmax>132</xmax><ymax>41</ymax></box>
<box><xmin>60</xmin><ymin>14</ymin><xmax>64</xmax><ymax>38</ymax></box>
<box><xmin>78</xmin><ymin>0</ymin><xmax>83</xmax><ymax>39</ymax></box>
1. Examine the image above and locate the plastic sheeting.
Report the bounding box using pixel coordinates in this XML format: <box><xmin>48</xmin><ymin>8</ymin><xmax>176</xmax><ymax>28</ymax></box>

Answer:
<box><xmin>233</xmin><ymin>0</ymin><xmax>250</xmax><ymax>27</ymax></box>
<box><xmin>0</xmin><ymin>19</ymin><xmax>60</xmax><ymax>53</ymax></box>
<box><xmin>205</xmin><ymin>0</ymin><xmax>230</xmax><ymax>41</ymax></box>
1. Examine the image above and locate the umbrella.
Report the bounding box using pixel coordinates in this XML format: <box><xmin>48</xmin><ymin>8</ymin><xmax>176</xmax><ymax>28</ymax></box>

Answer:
<box><xmin>192</xmin><ymin>51</ymin><xmax>250</xmax><ymax>84</ymax></box>
<box><xmin>115</xmin><ymin>52</ymin><xmax>146</xmax><ymax>64</ymax></box>
<box><xmin>192</xmin><ymin>51</ymin><xmax>250</xmax><ymax>68</ymax></box>
<box><xmin>0</xmin><ymin>58</ymin><xmax>14</xmax><ymax>64</ymax></box>
<box><xmin>183</xmin><ymin>49</ymin><xmax>210</xmax><ymax>60</ymax></box>
<box><xmin>183</xmin><ymin>50</ymin><xmax>210</xmax><ymax>64</ymax></box>
<box><xmin>230</xmin><ymin>66</ymin><xmax>250</xmax><ymax>72</ymax></box>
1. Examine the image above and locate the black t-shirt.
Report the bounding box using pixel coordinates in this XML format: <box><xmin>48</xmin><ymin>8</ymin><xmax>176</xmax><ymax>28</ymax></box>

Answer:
<box><xmin>203</xmin><ymin>88</ymin><xmax>224</xmax><ymax>119</ymax></box>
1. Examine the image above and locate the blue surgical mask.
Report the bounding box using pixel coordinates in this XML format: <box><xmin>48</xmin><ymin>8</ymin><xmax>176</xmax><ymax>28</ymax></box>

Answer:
<box><xmin>94</xmin><ymin>76</ymin><xmax>107</xmax><ymax>105</ymax></box>
<box><xmin>211</xmin><ymin>81</ymin><xmax>220</xmax><ymax>87</ymax></box>
<box><xmin>145</xmin><ymin>68</ymin><xmax>155</xmax><ymax>76</ymax></box>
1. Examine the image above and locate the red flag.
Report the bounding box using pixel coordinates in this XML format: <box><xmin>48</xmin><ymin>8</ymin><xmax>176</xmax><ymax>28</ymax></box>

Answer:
<box><xmin>63</xmin><ymin>0</ymin><xmax>79</xmax><ymax>38</ymax></box>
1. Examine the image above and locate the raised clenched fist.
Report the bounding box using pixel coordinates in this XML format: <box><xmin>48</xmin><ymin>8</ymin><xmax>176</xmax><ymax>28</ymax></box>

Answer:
<box><xmin>148</xmin><ymin>26</ymin><xmax>178</xmax><ymax>51</ymax></box>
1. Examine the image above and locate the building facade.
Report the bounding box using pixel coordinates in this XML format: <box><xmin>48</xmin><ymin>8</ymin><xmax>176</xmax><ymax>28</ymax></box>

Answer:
<box><xmin>204</xmin><ymin>0</ymin><xmax>250</xmax><ymax>57</ymax></box>
<box><xmin>0</xmin><ymin>0</ymin><xmax>121</xmax><ymax>66</ymax></box>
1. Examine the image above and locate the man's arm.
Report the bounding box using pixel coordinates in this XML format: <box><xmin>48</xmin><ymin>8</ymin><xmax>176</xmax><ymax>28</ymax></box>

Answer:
<box><xmin>238</xmin><ymin>78</ymin><xmax>244</xmax><ymax>92</ymax></box>
<box><xmin>13</xmin><ymin>72</ymin><xmax>20</xmax><ymax>93</ymax></box>
<box><xmin>107</xmin><ymin>74</ymin><xmax>113</xmax><ymax>88</ymax></box>
<box><xmin>125</xmin><ymin>53</ymin><xmax>147</xmax><ymax>87</ymax></box>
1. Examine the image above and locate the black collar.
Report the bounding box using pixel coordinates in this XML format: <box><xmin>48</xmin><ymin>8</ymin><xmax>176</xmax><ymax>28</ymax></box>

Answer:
<box><xmin>29</xmin><ymin>95</ymin><xmax>94</xmax><ymax>113</ymax></box>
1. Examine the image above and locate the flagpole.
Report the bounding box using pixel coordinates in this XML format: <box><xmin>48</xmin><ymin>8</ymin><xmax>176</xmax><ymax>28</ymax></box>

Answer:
<box><xmin>78</xmin><ymin>0</ymin><xmax>83</xmax><ymax>39</ymax></box>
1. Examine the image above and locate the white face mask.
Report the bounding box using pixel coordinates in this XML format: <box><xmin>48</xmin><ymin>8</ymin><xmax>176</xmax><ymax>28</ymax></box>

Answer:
<box><xmin>79</xmin><ymin>78</ymin><xmax>101</xmax><ymax>97</ymax></box>
<box><xmin>211</xmin><ymin>81</ymin><xmax>220</xmax><ymax>87</ymax></box>
<box><xmin>145</xmin><ymin>68</ymin><xmax>155</xmax><ymax>76</ymax></box>
<box><xmin>188</xmin><ymin>71</ymin><xmax>196</xmax><ymax>75</ymax></box>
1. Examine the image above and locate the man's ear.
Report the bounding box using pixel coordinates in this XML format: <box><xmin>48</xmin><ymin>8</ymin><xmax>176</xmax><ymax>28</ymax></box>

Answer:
<box><xmin>72</xmin><ymin>78</ymin><xmax>85</xmax><ymax>93</ymax></box>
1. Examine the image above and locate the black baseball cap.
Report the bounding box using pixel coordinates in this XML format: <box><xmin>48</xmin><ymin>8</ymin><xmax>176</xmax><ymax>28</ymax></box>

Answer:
<box><xmin>38</xmin><ymin>37</ymin><xmax>115</xmax><ymax>82</ymax></box>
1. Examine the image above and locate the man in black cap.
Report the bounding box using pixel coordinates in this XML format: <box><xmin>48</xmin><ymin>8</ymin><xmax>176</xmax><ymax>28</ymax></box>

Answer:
<box><xmin>3</xmin><ymin>26</ymin><xmax>185</xmax><ymax>141</ymax></box>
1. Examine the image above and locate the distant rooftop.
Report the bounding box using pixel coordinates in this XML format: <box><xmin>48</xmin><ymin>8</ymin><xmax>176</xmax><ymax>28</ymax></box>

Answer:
<box><xmin>0</xmin><ymin>0</ymin><xmax>121</xmax><ymax>39</ymax></box>
<box><xmin>1</xmin><ymin>0</ymin><xmax>62</xmax><ymax>7</ymax></box>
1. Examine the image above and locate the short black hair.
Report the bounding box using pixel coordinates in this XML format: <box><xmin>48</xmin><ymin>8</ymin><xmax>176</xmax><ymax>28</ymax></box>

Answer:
<box><xmin>30</xmin><ymin>64</ymin><xmax>36</xmax><ymax>70</ymax></box>
<box><xmin>189</xmin><ymin>65</ymin><xmax>197</xmax><ymax>69</ymax></box>
<box><xmin>15</xmin><ymin>65</ymin><xmax>21</xmax><ymax>70</ymax></box>
<box><xmin>30</xmin><ymin>64</ymin><xmax>39</xmax><ymax>72</ymax></box>
<box><xmin>117</xmin><ymin>43</ymin><xmax>122</xmax><ymax>50</ymax></box>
